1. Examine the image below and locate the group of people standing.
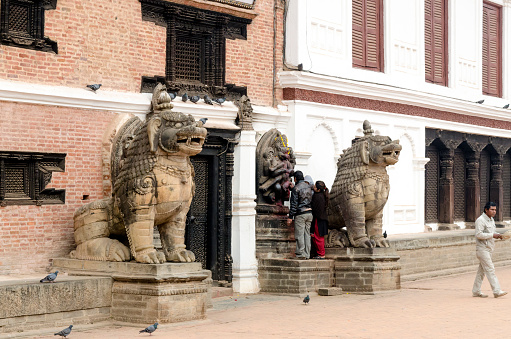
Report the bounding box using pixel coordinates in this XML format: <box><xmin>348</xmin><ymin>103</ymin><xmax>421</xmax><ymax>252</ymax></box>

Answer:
<box><xmin>287</xmin><ymin>170</ymin><xmax>329</xmax><ymax>260</ymax></box>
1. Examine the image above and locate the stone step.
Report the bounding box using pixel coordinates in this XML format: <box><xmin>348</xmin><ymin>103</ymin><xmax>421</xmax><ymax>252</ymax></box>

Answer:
<box><xmin>211</xmin><ymin>286</ymin><xmax>233</xmax><ymax>299</ymax></box>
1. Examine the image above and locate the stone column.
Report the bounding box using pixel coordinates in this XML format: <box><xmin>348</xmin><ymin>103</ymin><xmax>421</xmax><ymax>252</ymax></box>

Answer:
<box><xmin>490</xmin><ymin>153</ymin><xmax>504</xmax><ymax>226</ymax></box>
<box><xmin>231</xmin><ymin>130</ymin><xmax>260</xmax><ymax>293</ymax></box>
<box><xmin>438</xmin><ymin>149</ymin><xmax>459</xmax><ymax>230</ymax></box>
<box><xmin>465</xmin><ymin>151</ymin><xmax>481</xmax><ymax>228</ymax></box>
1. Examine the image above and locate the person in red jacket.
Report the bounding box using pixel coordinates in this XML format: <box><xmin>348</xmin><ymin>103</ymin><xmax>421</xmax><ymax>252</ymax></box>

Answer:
<box><xmin>311</xmin><ymin>181</ymin><xmax>329</xmax><ymax>259</ymax></box>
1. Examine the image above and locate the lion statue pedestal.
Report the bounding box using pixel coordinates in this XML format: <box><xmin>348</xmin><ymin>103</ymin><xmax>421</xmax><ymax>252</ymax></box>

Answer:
<box><xmin>326</xmin><ymin>120</ymin><xmax>403</xmax><ymax>292</ymax></box>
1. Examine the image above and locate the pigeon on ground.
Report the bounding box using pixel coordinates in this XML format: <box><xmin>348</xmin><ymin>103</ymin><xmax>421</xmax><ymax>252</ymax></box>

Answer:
<box><xmin>303</xmin><ymin>294</ymin><xmax>310</xmax><ymax>305</ymax></box>
<box><xmin>54</xmin><ymin>325</ymin><xmax>73</xmax><ymax>337</ymax></box>
<box><xmin>139</xmin><ymin>322</ymin><xmax>158</xmax><ymax>335</ymax></box>
<box><xmin>40</xmin><ymin>271</ymin><xmax>59</xmax><ymax>283</ymax></box>
<box><xmin>476</xmin><ymin>99</ymin><xmax>484</xmax><ymax>104</ymax></box>
<box><xmin>86</xmin><ymin>84</ymin><xmax>102</xmax><ymax>93</ymax></box>
<box><xmin>504</xmin><ymin>104</ymin><xmax>509</xmax><ymax>109</ymax></box>
<box><xmin>199</xmin><ymin>118</ymin><xmax>208</xmax><ymax>125</ymax></box>
<box><xmin>169</xmin><ymin>92</ymin><xmax>177</xmax><ymax>101</ymax></box>
<box><xmin>190</xmin><ymin>95</ymin><xmax>200</xmax><ymax>104</ymax></box>
<box><xmin>182</xmin><ymin>93</ymin><xmax>188</xmax><ymax>102</ymax></box>
<box><xmin>203</xmin><ymin>95</ymin><xmax>214</xmax><ymax>105</ymax></box>
<box><xmin>383</xmin><ymin>230</ymin><xmax>387</xmax><ymax>239</ymax></box>
<box><xmin>214</xmin><ymin>97</ymin><xmax>226</xmax><ymax>105</ymax></box>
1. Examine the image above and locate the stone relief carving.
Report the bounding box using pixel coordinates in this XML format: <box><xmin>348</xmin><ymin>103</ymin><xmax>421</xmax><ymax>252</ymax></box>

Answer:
<box><xmin>235</xmin><ymin>95</ymin><xmax>254</xmax><ymax>131</ymax></box>
<box><xmin>70</xmin><ymin>84</ymin><xmax>207</xmax><ymax>263</ymax></box>
<box><xmin>327</xmin><ymin>120</ymin><xmax>402</xmax><ymax>248</ymax></box>
<box><xmin>255</xmin><ymin>129</ymin><xmax>295</xmax><ymax>213</ymax></box>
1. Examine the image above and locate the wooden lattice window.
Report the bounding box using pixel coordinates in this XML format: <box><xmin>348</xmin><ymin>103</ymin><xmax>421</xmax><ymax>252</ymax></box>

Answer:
<box><xmin>0</xmin><ymin>151</ymin><xmax>66</xmax><ymax>206</ymax></box>
<box><xmin>425</xmin><ymin>146</ymin><xmax>439</xmax><ymax>223</ymax></box>
<box><xmin>141</xmin><ymin>0</ymin><xmax>250</xmax><ymax>93</ymax></box>
<box><xmin>482</xmin><ymin>1</ymin><xmax>502</xmax><ymax>97</ymax></box>
<box><xmin>425</xmin><ymin>0</ymin><xmax>448</xmax><ymax>86</ymax></box>
<box><xmin>480</xmin><ymin>149</ymin><xmax>491</xmax><ymax>214</ymax></box>
<box><xmin>352</xmin><ymin>0</ymin><xmax>383</xmax><ymax>72</ymax></box>
<box><xmin>0</xmin><ymin>0</ymin><xmax>58</xmax><ymax>53</ymax></box>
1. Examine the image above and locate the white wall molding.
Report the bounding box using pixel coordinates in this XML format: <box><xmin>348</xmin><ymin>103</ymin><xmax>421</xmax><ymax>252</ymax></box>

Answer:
<box><xmin>279</xmin><ymin>71</ymin><xmax>511</xmax><ymax>123</ymax></box>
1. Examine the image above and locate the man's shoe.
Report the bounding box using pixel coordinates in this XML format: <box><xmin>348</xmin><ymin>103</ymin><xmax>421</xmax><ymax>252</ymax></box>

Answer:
<box><xmin>472</xmin><ymin>292</ymin><xmax>488</xmax><ymax>298</ymax></box>
<box><xmin>494</xmin><ymin>291</ymin><xmax>508</xmax><ymax>298</ymax></box>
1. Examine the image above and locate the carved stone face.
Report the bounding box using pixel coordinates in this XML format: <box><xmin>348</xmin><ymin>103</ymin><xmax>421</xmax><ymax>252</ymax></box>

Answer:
<box><xmin>365</xmin><ymin>136</ymin><xmax>402</xmax><ymax>166</ymax></box>
<box><xmin>148</xmin><ymin>111</ymin><xmax>207</xmax><ymax>156</ymax></box>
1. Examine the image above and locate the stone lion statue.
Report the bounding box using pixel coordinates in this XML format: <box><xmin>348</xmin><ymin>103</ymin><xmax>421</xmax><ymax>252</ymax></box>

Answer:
<box><xmin>70</xmin><ymin>84</ymin><xmax>207</xmax><ymax>264</ymax></box>
<box><xmin>328</xmin><ymin>121</ymin><xmax>401</xmax><ymax>248</ymax></box>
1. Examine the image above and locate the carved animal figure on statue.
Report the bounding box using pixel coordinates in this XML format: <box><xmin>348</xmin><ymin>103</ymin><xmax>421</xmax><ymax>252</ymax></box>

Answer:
<box><xmin>327</xmin><ymin>121</ymin><xmax>401</xmax><ymax>248</ymax></box>
<box><xmin>70</xmin><ymin>84</ymin><xmax>207</xmax><ymax>264</ymax></box>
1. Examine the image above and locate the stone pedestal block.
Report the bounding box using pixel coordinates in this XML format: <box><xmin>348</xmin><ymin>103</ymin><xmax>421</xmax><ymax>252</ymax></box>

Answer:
<box><xmin>256</xmin><ymin>214</ymin><xmax>295</xmax><ymax>259</ymax></box>
<box><xmin>0</xmin><ymin>276</ymin><xmax>111</xmax><ymax>334</ymax></box>
<box><xmin>325</xmin><ymin>247</ymin><xmax>401</xmax><ymax>294</ymax></box>
<box><xmin>258</xmin><ymin>258</ymin><xmax>333</xmax><ymax>294</ymax></box>
<box><xmin>53</xmin><ymin>258</ymin><xmax>211</xmax><ymax>324</ymax></box>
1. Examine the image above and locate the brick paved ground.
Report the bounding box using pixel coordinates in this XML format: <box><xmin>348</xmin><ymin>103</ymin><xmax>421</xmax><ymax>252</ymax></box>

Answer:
<box><xmin>26</xmin><ymin>265</ymin><xmax>511</xmax><ymax>339</ymax></box>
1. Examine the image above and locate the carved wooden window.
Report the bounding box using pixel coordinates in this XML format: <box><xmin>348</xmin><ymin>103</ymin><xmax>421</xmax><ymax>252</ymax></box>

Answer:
<box><xmin>482</xmin><ymin>1</ymin><xmax>502</xmax><ymax>97</ymax></box>
<box><xmin>352</xmin><ymin>0</ymin><xmax>384</xmax><ymax>72</ymax></box>
<box><xmin>425</xmin><ymin>146</ymin><xmax>439</xmax><ymax>223</ymax></box>
<box><xmin>425</xmin><ymin>0</ymin><xmax>448</xmax><ymax>86</ymax></box>
<box><xmin>141</xmin><ymin>0</ymin><xmax>250</xmax><ymax>93</ymax></box>
<box><xmin>503</xmin><ymin>153</ymin><xmax>511</xmax><ymax>219</ymax></box>
<box><xmin>453</xmin><ymin>148</ymin><xmax>465</xmax><ymax>221</ymax></box>
<box><xmin>0</xmin><ymin>151</ymin><xmax>66</xmax><ymax>206</ymax></box>
<box><xmin>480</xmin><ymin>149</ymin><xmax>491</xmax><ymax>214</ymax></box>
<box><xmin>0</xmin><ymin>0</ymin><xmax>58</xmax><ymax>53</ymax></box>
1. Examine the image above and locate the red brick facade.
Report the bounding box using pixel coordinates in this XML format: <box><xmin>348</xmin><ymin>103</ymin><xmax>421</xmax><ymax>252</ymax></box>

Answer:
<box><xmin>0</xmin><ymin>0</ymin><xmax>282</xmax><ymax>274</ymax></box>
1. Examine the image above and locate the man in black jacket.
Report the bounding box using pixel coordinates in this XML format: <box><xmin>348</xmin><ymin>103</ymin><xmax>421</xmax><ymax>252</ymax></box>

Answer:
<box><xmin>287</xmin><ymin>171</ymin><xmax>313</xmax><ymax>259</ymax></box>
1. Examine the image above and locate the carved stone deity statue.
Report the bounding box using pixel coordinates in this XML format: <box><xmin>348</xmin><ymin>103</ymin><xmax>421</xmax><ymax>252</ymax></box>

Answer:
<box><xmin>256</xmin><ymin>129</ymin><xmax>295</xmax><ymax>213</ymax></box>
<box><xmin>70</xmin><ymin>84</ymin><xmax>207</xmax><ymax>263</ymax></box>
<box><xmin>327</xmin><ymin>121</ymin><xmax>402</xmax><ymax>248</ymax></box>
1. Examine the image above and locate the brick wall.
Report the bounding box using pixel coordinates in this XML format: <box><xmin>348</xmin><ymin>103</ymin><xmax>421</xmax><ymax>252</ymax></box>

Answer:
<box><xmin>0</xmin><ymin>101</ymin><xmax>116</xmax><ymax>274</ymax></box>
<box><xmin>225</xmin><ymin>0</ymin><xmax>285</xmax><ymax>106</ymax></box>
<box><xmin>0</xmin><ymin>0</ymin><xmax>280</xmax><ymax>106</ymax></box>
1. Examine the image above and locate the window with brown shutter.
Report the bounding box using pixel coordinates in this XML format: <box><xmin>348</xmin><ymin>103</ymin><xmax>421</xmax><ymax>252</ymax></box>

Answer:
<box><xmin>425</xmin><ymin>0</ymin><xmax>448</xmax><ymax>86</ymax></box>
<box><xmin>482</xmin><ymin>1</ymin><xmax>502</xmax><ymax>97</ymax></box>
<box><xmin>352</xmin><ymin>0</ymin><xmax>383</xmax><ymax>72</ymax></box>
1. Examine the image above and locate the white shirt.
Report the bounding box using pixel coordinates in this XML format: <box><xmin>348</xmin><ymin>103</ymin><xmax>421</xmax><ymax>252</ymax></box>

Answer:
<box><xmin>475</xmin><ymin>213</ymin><xmax>495</xmax><ymax>252</ymax></box>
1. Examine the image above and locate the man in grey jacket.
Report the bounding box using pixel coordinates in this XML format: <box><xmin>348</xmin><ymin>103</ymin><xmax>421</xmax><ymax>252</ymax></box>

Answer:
<box><xmin>472</xmin><ymin>201</ymin><xmax>507</xmax><ymax>298</ymax></box>
<box><xmin>287</xmin><ymin>171</ymin><xmax>313</xmax><ymax>260</ymax></box>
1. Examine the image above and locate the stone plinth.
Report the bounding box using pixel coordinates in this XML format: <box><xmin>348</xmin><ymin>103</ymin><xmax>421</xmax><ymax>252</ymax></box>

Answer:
<box><xmin>0</xmin><ymin>276</ymin><xmax>111</xmax><ymax>334</ymax></box>
<box><xmin>53</xmin><ymin>258</ymin><xmax>211</xmax><ymax>324</ymax></box>
<box><xmin>326</xmin><ymin>247</ymin><xmax>401</xmax><ymax>294</ymax></box>
<box><xmin>258</xmin><ymin>258</ymin><xmax>333</xmax><ymax>294</ymax></box>
<box><xmin>256</xmin><ymin>214</ymin><xmax>295</xmax><ymax>259</ymax></box>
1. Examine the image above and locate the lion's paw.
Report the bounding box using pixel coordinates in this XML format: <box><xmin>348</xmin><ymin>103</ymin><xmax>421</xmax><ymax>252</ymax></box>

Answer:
<box><xmin>352</xmin><ymin>237</ymin><xmax>374</xmax><ymax>248</ymax></box>
<box><xmin>107</xmin><ymin>240</ymin><xmax>131</xmax><ymax>262</ymax></box>
<box><xmin>372</xmin><ymin>237</ymin><xmax>390</xmax><ymax>248</ymax></box>
<box><xmin>135</xmin><ymin>250</ymin><xmax>166</xmax><ymax>264</ymax></box>
<box><xmin>166</xmin><ymin>249</ymin><xmax>196</xmax><ymax>263</ymax></box>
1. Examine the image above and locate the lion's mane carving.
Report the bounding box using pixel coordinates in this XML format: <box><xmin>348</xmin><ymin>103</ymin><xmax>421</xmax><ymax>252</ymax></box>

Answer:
<box><xmin>70</xmin><ymin>84</ymin><xmax>207</xmax><ymax>263</ymax></box>
<box><xmin>327</xmin><ymin>121</ymin><xmax>402</xmax><ymax>248</ymax></box>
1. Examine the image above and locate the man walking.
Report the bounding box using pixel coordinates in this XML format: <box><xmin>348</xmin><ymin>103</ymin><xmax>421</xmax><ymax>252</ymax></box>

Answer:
<box><xmin>472</xmin><ymin>201</ymin><xmax>507</xmax><ymax>298</ymax></box>
<box><xmin>287</xmin><ymin>171</ymin><xmax>313</xmax><ymax>260</ymax></box>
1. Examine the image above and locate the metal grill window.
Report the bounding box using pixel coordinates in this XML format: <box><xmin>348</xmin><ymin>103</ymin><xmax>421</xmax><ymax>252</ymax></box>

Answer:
<box><xmin>175</xmin><ymin>38</ymin><xmax>202</xmax><ymax>82</ymax></box>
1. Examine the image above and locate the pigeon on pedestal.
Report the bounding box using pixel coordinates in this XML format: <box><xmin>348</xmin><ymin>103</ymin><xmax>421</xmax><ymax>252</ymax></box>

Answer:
<box><xmin>86</xmin><ymin>84</ymin><xmax>102</xmax><ymax>93</ymax></box>
<box><xmin>40</xmin><ymin>271</ymin><xmax>59</xmax><ymax>283</ymax></box>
